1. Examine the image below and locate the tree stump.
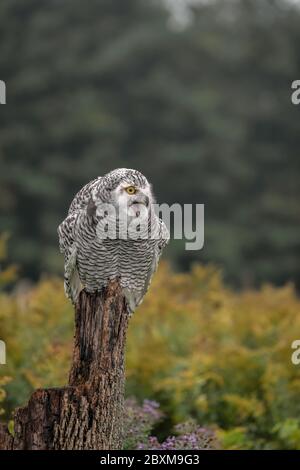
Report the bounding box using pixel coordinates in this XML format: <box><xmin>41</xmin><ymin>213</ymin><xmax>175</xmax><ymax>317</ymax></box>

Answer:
<box><xmin>0</xmin><ymin>280</ymin><xmax>129</xmax><ymax>450</ymax></box>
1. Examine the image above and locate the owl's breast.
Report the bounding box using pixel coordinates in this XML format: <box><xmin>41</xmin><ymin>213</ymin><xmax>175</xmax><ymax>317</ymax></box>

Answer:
<box><xmin>76</xmin><ymin>235</ymin><xmax>157</xmax><ymax>293</ymax></box>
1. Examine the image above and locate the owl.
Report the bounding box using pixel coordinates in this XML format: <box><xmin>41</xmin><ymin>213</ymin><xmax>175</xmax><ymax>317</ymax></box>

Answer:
<box><xmin>58</xmin><ymin>168</ymin><xmax>169</xmax><ymax>313</ymax></box>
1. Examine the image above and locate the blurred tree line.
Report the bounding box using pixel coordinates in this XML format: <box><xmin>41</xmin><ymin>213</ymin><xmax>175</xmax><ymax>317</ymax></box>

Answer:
<box><xmin>0</xmin><ymin>0</ymin><xmax>299</xmax><ymax>287</ymax></box>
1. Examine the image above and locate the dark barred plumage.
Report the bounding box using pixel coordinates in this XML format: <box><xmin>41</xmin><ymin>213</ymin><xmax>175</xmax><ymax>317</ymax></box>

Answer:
<box><xmin>58</xmin><ymin>168</ymin><xmax>169</xmax><ymax>312</ymax></box>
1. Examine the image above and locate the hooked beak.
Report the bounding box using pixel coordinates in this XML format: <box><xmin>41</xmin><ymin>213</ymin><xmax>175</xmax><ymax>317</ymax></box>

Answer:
<box><xmin>128</xmin><ymin>194</ymin><xmax>150</xmax><ymax>218</ymax></box>
<box><xmin>129</xmin><ymin>194</ymin><xmax>150</xmax><ymax>208</ymax></box>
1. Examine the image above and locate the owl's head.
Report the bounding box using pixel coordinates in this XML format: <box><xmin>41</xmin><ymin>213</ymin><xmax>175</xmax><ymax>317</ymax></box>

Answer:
<box><xmin>103</xmin><ymin>168</ymin><xmax>154</xmax><ymax>218</ymax></box>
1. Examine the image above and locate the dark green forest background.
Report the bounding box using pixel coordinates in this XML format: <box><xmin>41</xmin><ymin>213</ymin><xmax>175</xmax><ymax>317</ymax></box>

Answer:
<box><xmin>0</xmin><ymin>0</ymin><xmax>299</xmax><ymax>288</ymax></box>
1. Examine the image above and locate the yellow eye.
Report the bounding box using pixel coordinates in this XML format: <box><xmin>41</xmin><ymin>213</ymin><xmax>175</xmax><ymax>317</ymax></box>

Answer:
<box><xmin>125</xmin><ymin>186</ymin><xmax>136</xmax><ymax>195</ymax></box>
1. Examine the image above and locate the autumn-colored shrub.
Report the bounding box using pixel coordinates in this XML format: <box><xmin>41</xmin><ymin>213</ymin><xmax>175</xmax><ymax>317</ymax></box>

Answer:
<box><xmin>1</xmin><ymin>258</ymin><xmax>300</xmax><ymax>449</ymax></box>
<box><xmin>127</xmin><ymin>264</ymin><xmax>300</xmax><ymax>449</ymax></box>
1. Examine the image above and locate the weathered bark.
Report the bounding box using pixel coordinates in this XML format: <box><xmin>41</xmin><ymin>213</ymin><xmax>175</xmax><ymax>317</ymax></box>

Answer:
<box><xmin>0</xmin><ymin>280</ymin><xmax>129</xmax><ymax>450</ymax></box>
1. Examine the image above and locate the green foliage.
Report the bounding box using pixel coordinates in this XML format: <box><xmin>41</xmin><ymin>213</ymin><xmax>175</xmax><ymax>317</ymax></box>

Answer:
<box><xmin>0</xmin><ymin>376</ymin><xmax>11</xmax><ymax>417</ymax></box>
<box><xmin>0</xmin><ymin>0</ymin><xmax>299</xmax><ymax>288</ymax></box>
<box><xmin>1</xmin><ymin>262</ymin><xmax>300</xmax><ymax>449</ymax></box>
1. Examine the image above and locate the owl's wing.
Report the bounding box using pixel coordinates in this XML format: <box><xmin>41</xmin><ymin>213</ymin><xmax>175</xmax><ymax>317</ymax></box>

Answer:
<box><xmin>157</xmin><ymin>219</ymin><xmax>170</xmax><ymax>252</ymax></box>
<box><xmin>59</xmin><ymin>177</ymin><xmax>103</xmax><ymax>303</ymax></box>
<box><xmin>58</xmin><ymin>211</ymin><xmax>82</xmax><ymax>304</ymax></box>
<box><xmin>68</xmin><ymin>177</ymin><xmax>102</xmax><ymax>215</ymax></box>
<box><xmin>140</xmin><ymin>218</ymin><xmax>170</xmax><ymax>304</ymax></box>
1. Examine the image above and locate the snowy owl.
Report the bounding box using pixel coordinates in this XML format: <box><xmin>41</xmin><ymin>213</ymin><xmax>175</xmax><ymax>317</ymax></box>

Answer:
<box><xmin>58</xmin><ymin>168</ymin><xmax>169</xmax><ymax>313</ymax></box>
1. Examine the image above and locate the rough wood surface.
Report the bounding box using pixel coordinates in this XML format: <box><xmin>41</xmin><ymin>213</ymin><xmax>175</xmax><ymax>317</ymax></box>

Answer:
<box><xmin>0</xmin><ymin>280</ymin><xmax>129</xmax><ymax>450</ymax></box>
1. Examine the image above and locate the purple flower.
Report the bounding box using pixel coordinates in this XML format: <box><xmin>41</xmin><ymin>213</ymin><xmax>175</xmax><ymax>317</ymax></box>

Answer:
<box><xmin>123</xmin><ymin>398</ymin><xmax>218</xmax><ymax>450</ymax></box>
